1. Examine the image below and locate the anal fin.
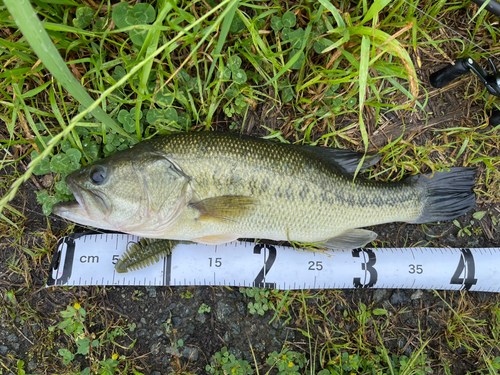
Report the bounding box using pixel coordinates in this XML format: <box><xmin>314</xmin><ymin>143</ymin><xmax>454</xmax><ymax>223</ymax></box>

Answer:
<box><xmin>194</xmin><ymin>234</ymin><xmax>240</xmax><ymax>245</ymax></box>
<box><xmin>320</xmin><ymin>229</ymin><xmax>377</xmax><ymax>249</ymax></box>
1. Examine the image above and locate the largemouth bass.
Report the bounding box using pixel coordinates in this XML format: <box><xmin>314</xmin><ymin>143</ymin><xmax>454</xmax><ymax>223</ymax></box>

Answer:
<box><xmin>53</xmin><ymin>132</ymin><xmax>476</xmax><ymax>257</ymax></box>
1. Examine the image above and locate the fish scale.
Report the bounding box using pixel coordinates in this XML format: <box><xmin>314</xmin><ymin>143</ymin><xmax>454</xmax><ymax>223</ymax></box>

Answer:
<box><xmin>54</xmin><ymin>131</ymin><xmax>476</xmax><ymax>266</ymax></box>
<box><xmin>150</xmin><ymin>133</ymin><xmax>417</xmax><ymax>241</ymax></box>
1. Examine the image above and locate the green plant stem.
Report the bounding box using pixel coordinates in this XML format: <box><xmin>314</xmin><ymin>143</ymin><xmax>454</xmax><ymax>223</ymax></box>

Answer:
<box><xmin>3</xmin><ymin>0</ymin><xmax>129</xmax><ymax>139</ymax></box>
<box><xmin>0</xmin><ymin>0</ymin><xmax>235</xmax><ymax>214</ymax></box>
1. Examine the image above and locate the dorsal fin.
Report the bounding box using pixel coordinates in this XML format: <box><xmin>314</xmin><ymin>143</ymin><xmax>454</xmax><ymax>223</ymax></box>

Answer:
<box><xmin>302</xmin><ymin>146</ymin><xmax>381</xmax><ymax>175</ymax></box>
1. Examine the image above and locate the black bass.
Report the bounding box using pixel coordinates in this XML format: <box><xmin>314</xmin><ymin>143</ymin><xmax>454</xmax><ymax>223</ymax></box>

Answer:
<box><xmin>53</xmin><ymin>132</ymin><xmax>476</xmax><ymax>251</ymax></box>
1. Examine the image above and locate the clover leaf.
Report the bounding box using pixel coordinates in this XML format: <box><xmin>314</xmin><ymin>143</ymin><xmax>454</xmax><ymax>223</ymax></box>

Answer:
<box><xmin>73</xmin><ymin>7</ymin><xmax>93</xmax><ymax>29</ymax></box>
<box><xmin>226</xmin><ymin>56</ymin><xmax>247</xmax><ymax>85</ymax></box>
<box><xmin>129</xmin><ymin>30</ymin><xmax>148</xmax><ymax>46</ymax></box>
<box><xmin>225</xmin><ymin>88</ymin><xmax>238</xmax><ymax>99</ymax></box>
<box><xmin>55</xmin><ymin>180</ymin><xmax>73</xmax><ymax>196</ymax></box>
<box><xmin>327</xmin><ymin>84</ymin><xmax>340</xmax><ymax>95</ymax></box>
<box><xmin>230</xmin><ymin>14</ymin><xmax>245</xmax><ymax>33</ymax></box>
<box><xmin>177</xmin><ymin>112</ymin><xmax>190</xmax><ymax>128</ymax></box>
<box><xmin>82</xmin><ymin>137</ymin><xmax>99</xmax><ymax>160</ymax></box>
<box><xmin>287</xmin><ymin>28</ymin><xmax>305</xmax><ymax>49</ymax></box>
<box><xmin>316</xmin><ymin>15</ymin><xmax>333</xmax><ymax>34</ymax></box>
<box><xmin>31</xmin><ymin>151</ymin><xmax>50</xmax><ymax>176</ymax></box>
<box><xmin>282</xmin><ymin>11</ymin><xmax>296</xmax><ymax>28</ymax></box>
<box><xmin>50</xmin><ymin>154</ymin><xmax>71</xmax><ymax>173</ymax></box>
<box><xmin>112</xmin><ymin>3</ymin><xmax>156</xmax><ymax>46</ymax></box>
<box><xmin>103</xmin><ymin>133</ymin><xmax>134</xmax><ymax>157</ymax></box>
<box><xmin>65</xmin><ymin>148</ymin><xmax>82</xmax><ymax>164</ymax></box>
<box><xmin>112</xmin><ymin>66</ymin><xmax>126</xmax><ymax>82</ymax></box>
<box><xmin>177</xmin><ymin>69</ymin><xmax>199</xmax><ymax>93</ymax></box>
<box><xmin>93</xmin><ymin>17</ymin><xmax>107</xmax><ymax>32</ymax></box>
<box><xmin>133</xmin><ymin>70</ymin><xmax>157</xmax><ymax>92</ymax></box>
<box><xmin>330</xmin><ymin>98</ymin><xmax>342</xmax><ymax>111</ymax></box>
<box><xmin>228</xmin><ymin>55</ymin><xmax>242</xmax><ymax>70</ymax></box>
<box><xmin>36</xmin><ymin>190</ymin><xmax>61</xmax><ymax>216</ymax></box>
<box><xmin>117</xmin><ymin>108</ymin><xmax>143</xmax><ymax>133</ymax></box>
<box><xmin>281</xmin><ymin>87</ymin><xmax>294</xmax><ymax>103</ymax></box>
<box><xmin>233</xmin><ymin>69</ymin><xmax>247</xmax><ymax>85</ymax></box>
<box><xmin>146</xmin><ymin>107</ymin><xmax>178</xmax><ymax>126</ymax></box>
<box><xmin>271</xmin><ymin>16</ymin><xmax>283</xmax><ymax>31</ymax></box>
<box><xmin>289</xmin><ymin>49</ymin><xmax>304</xmax><ymax>70</ymax></box>
<box><xmin>347</xmin><ymin>97</ymin><xmax>357</xmax><ymax>108</ymax></box>
<box><xmin>281</xmin><ymin>27</ymin><xmax>292</xmax><ymax>41</ymax></box>
<box><xmin>156</xmin><ymin>91</ymin><xmax>175</xmax><ymax>107</ymax></box>
<box><xmin>112</xmin><ymin>2</ymin><xmax>155</xmax><ymax>29</ymax></box>
<box><xmin>222</xmin><ymin>67</ymin><xmax>232</xmax><ymax>80</ymax></box>
<box><xmin>314</xmin><ymin>38</ymin><xmax>334</xmax><ymax>54</ymax></box>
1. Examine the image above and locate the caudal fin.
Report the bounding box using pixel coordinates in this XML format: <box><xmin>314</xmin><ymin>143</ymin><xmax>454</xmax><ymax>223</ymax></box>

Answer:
<box><xmin>410</xmin><ymin>167</ymin><xmax>477</xmax><ymax>224</ymax></box>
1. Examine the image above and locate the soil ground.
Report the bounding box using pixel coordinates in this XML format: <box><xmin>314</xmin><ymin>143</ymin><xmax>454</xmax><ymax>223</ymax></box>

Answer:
<box><xmin>1</xmin><ymin>6</ymin><xmax>500</xmax><ymax>374</ymax></box>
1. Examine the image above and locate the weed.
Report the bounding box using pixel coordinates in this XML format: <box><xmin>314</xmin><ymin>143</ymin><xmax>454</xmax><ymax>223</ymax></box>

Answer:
<box><xmin>240</xmin><ymin>287</ymin><xmax>274</xmax><ymax>316</ymax></box>
<box><xmin>266</xmin><ymin>347</ymin><xmax>307</xmax><ymax>374</ymax></box>
<box><xmin>198</xmin><ymin>303</ymin><xmax>211</xmax><ymax>314</ymax></box>
<box><xmin>48</xmin><ymin>303</ymin><xmax>139</xmax><ymax>374</ymax></box>
<box><xmin>181</xmin><ymin>290</ymin><xmax>194</xmax><ymax>299</ymax></box>
<box><xmin>206</xmin><ymin>346</ymin><xmax>253</xmax><ymax>375</ymax></box>
<box><xmin>453</xmin><ymin>219</ymin><xmax>474</xmax><ymax>237</ymax></box>
<box><xmin>1</xmin><ymin>0</ymin><xmax>500</xmax><ymax>374</ymax></box>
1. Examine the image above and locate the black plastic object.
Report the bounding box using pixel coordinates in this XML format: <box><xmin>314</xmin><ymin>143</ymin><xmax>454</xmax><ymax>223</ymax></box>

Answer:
<box><xmin>429</xmin><ymin>57</ymin><xmax>500</xmax><ymax>97</ymax></box>
<box><xmin>471</xmin><ymin>0</ymin><xmax>500</xmax><ymax>18</ymax></box>
<box><xmin>429</xmin><ymin>58</ymin><xmax>470</xmax><ymax>88</ymax></box>
<box><xmin>490</xmin><ymin>109</ymin><xmax>500</xmax><ymax>126</ymax></box>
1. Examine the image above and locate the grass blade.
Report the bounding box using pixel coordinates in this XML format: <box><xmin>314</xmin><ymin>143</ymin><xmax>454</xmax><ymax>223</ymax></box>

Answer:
<box><xmin>358</xmin><ymin>35</ymin><xmax>370</xmax><ymax>152</ymax></box>
<box><xmin>3</xmin><ymin>0</ymin><xmax>130</xmax><ymax>139</ymax></box>
<box><xmin>204</xmin><ymin>0</ymin><xmax>240</xmax><ymax>91</ymax></box>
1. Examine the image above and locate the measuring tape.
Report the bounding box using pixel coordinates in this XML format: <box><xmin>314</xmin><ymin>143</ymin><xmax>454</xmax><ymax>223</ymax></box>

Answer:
<box><xmin>46</xmin><ymin>233</ymin><xmax>500</xmax><ymax>292</ymax></box>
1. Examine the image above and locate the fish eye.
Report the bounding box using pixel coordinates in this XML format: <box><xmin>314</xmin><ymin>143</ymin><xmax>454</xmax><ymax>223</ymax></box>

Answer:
<box><xmin>90</xmin><ymin>166</ymin><xmax>107</xmax><ymax>185</ymax></box>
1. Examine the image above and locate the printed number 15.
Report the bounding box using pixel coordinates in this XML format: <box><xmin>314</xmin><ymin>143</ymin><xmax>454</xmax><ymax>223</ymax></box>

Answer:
<box><xmin>209</xmin><ymin>257</ymin><xmax>222</xmax><ymax>267</ymax></box>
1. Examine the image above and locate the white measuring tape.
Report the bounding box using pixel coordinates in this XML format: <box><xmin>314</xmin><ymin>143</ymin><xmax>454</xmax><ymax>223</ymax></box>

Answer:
<box><xmin>47</xmin><ymin>233</ymin><xmax>500</xmax><ymax>292</ymax></box>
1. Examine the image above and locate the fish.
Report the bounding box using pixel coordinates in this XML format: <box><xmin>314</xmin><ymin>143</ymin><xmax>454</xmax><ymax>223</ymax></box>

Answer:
<box><xmin>53</xmin><ymin>132</ymin><xmax>476</xmax><ymax>272</ymax></box>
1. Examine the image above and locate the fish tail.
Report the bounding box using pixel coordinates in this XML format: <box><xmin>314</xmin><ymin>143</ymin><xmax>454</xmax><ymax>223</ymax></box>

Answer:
<box><xmin>410</xmin><ymin>167</ymin><xmax>477</xmax><ymax>224</ymax></box>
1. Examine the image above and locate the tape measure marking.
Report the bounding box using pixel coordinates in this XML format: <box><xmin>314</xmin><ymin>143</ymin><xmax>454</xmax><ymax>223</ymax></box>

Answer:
<box><xmin>46</xmin><ymin>233</ymin><xmax>500</xmax><ymax>291</ymax></box>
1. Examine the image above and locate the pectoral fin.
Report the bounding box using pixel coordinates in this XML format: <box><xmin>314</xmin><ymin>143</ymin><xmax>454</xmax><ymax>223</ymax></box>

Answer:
<box><xmin>321</xmin><ymin>229</ymin><xmax>377</xmax><ymax>249</ymax></box>
<box><xmin>194</xmin><ymin>234</ymin><xmax>240</xmax><ymax>245</ymax></box>
<box><xmin>189</xmin><ymin>195</ymin><xmax>256</xmax><ymax>222</ymax></box>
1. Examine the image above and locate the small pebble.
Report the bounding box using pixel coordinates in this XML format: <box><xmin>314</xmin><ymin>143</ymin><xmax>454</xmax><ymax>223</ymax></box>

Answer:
<box><xmin>6</xmin><ymin>334</ymin><xmax>18</xmax><ymax>343</ymax></box>
<box><xmin>390</xmin><ymin>290</ymin><xmax>409</xmax><ymax>305</ymax></box>
<box><xmin>216</xmin><ymin>302</ymin><xmax>235</xmax><ymax>323</ymax></box>
<box><xmin>373</xmin><ymin>289</ymin><xmax>388</xmax><ymax>303</ymax></box>
<box><xmin>410</xmin><ymin>290</ymin><xmax>423</xmax><ymax>300</ymax></box>
<box><xmin>172</xmin><ymin>317</ymin><xmax>182</xmax><ymax>328</ymax></box>
<box><xmin>146</xmin><ymin>286</ymin><xmax>157</xmax><ymax>298</ymax></box>
<box><xmin>182</xmin><ymin>347</ymin><xmax>199</xmax><ymax>361</ymax></box>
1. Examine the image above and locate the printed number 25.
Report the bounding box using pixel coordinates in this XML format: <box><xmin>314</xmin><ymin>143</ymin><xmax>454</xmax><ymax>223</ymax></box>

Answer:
<box><xmin>308</xmin><ymin>261</ymin><xmax>323</xmax><ymax>270</ymax></box>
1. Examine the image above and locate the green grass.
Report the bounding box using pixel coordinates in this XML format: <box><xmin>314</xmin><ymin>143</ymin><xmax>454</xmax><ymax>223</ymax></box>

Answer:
<box><xmin>1</xmin><ymin>0</ymin><xmax>500</xmax><ymax>373</ymax></box>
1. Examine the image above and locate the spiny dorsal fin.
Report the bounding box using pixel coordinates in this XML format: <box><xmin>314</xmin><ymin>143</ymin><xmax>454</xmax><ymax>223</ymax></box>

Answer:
<box><xmin>189</xmin><ymin>195</ymin><xmax>256</xmax><ymax>222</ymax></box>
<box><xmin>302</xmin><ymin>146</ymin><xmax>381</xmax><ymax>175</ymax></box>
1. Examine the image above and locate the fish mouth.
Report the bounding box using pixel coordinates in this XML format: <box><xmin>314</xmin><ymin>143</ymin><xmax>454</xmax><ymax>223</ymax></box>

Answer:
<box><xmin>52</xmin><ymin>177</ymin><xmax>109</xmax><ymax>224</ymax></box>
